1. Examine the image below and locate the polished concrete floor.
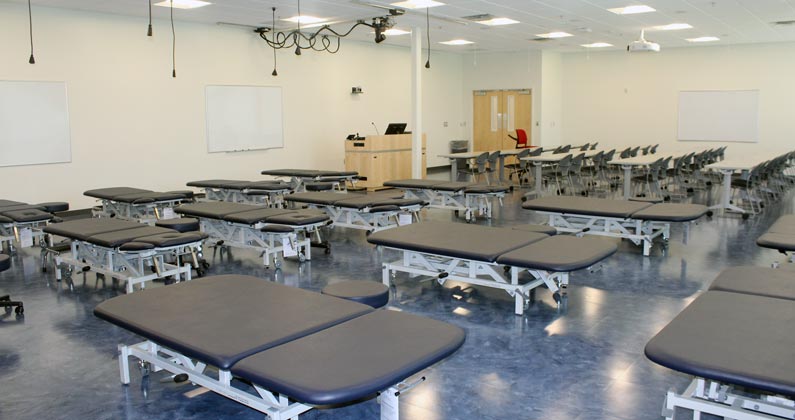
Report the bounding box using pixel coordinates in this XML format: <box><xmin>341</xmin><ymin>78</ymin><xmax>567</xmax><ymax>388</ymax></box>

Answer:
<box><xmin>1</xmin><ymin>181</ymin><xmax>792</xmax><ymax>420</ymax></box>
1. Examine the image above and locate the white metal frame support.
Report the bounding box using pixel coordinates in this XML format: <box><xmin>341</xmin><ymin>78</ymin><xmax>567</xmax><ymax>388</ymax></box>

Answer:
<box><xmin>661</xmin><ymin>377</ymin><xmax>794</xmax><ymax>420</ymax></box>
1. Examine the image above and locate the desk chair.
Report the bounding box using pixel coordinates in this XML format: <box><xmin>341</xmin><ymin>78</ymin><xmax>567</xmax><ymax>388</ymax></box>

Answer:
<box><xmin>508</xmin><ymin>129</ymin><xmax>529</xmax><ymax>149</ymax></box>
<box><xmin>590</xmin><ymin>142</ymin><xmax>599</xmax><ymax>150</ymax></box>
<box><xmin>458</xmin><ymin>152</ymin><xmax>489</xmax><ymax>183</ymax></box>
<box><xmin>0</xmin><ymin>254</ymin><xmax>23</xmax><ymax>315</ymax></box>
<box><xmin>484</xmin><ymin>151</ymin><xmax>501</xmax><ymax>185</ymax></box>
<box><xmin>580</xmin><ymin>143</ymin><xmax>590</xmax><ymax>151</ymax></box>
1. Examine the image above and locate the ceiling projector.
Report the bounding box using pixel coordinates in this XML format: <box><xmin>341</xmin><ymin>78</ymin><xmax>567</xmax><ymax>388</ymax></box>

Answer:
<box><xmin>627</xmin><ymin>30</ymin><xmax>660</xmax><ymax>52</ymax></box>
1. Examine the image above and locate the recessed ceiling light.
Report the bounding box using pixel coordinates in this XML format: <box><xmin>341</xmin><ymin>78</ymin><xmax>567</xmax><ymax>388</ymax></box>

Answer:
<box><xmin>652</xmin><ymin>23</ymin><xmax>693</xmax><ymax>31</ymax></box>
<box><xmin>687</xmin><ymin>36</ymin><xmax>719</xmax><ymax>42</ymax></box>
<box><xmin>536</xmin><ymin>32</ymin><xmax>573</xmax><ymax>39</ymax></box>
<box><xmin>439</xmin><ymin>39</ymin><xmax>474</xmax><ymax>45</ymax></box>
<box><xmin>477</xmin><ymin>17</ymin><xmax>520</xmax><ymax>26</ymax></box>
<box><xmin>283</xmin><ymin>15</ymin><xmax>327</xmax><ymax>24</ymax></box>
<box><xmin>607</xmin><ymin>5</ymin><xmax>656</xmax><ymax>15</ymax></box>
<box><xmin>154</xmin><ymin>0</ymin><xmax>211</xmax><ymax>9</ymax></box>
<box><xmin>581</xmin><ymin>42</ymin><xmax>613</xmax><ymax>48</ymax></box>
<box><xmin>391</xmin><ymin>0</ymin><xmax>445</xmax><ymax>9</ymax></box>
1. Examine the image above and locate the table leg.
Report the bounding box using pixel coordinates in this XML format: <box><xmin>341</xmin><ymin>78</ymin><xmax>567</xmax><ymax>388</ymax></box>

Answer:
<box><xmin>499</xmin><ymin>155</ymin><xmax>506</xmax><ymax>183</ymax></box>
<box><xmin>450</xmin><ymin>159</ymin><xmax>457</xmax><ymax>182</ymax></box>
<box><xmin>622</xmin><ymin>165</ymin><xmax>632</xmax><ymax>200</ymax></box>
<box><xmin>708</xmin><ymin>169</ymin><xmax>745</xmax><ymax>215</ymax></box>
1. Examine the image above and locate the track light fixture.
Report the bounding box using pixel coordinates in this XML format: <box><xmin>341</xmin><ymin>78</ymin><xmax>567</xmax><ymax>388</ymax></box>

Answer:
<box><xmin>256</xmin><ymin>0</ymin><xmax>398</xmax><ymax>75</ymax></box>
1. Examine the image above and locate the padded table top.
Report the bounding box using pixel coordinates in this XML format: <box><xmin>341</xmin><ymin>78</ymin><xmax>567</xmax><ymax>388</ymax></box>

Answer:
<box><xmin>383</xmin><ymin>179</ymin><xmax>444</xmax><ymax>189</ymax></box>
<box><xmin>232</xmin><ymin>309</ymin><xmax>465</xmax><ymax>405</ymax></box>
<box><xmin>645</xmin><ymin>291</ymin><xmax>795</xmax><ymax>397</ymax></box>
<box><xmin>496</xmin><ymin>235</ymin><xmax>617</xmax><ymax>271</ymax></box>
<box><xmin>0</xmin><ymin>199</ymin><xmax>28</xmax><ymax>209</ymax></box>
<box><xmin>367</xmin><ymin>221</ymin><xmax>548</xmax><ymax>262</ymax></box>
<box><xmin>768</xmin><ymin>214</ymin><xmax>795</xmax><ymax>235</ymax></box>
<box><xmin>286</xmin><ymin>192</ymin><xmax>423</xmax><ymax>210</ymax></box>
<box><xmin>85</xmin><ymin>187</ymin><xmax>187</xmax><ymax>204</ymax></box>
<box><xmin>94</xmin><ymin>275</ymin><xmax>373</xmax><ymax>370</ymax></box>
<box><xmin>630</xmin><ymin>203</ymin><xmax>709</xmax><ymax>222</ymax></box>
<box><xmin>175</xmin><ymin>202</ymin><xmax>262</xmax><ymax>219</ymax></box>
<box><xmin>187</xmin><ymin>179</ymin><xmax>253</xmax><ymax>189</ymax></box>
<box><xmin>709</xmin><ymin>266</ymin><xmax>795</xmax><ymax>301</ymax></box>
<box><xmin>221</xmin><ymin>208</ymin><xmax>293</xmax><ymax>225</ymax></box>
<box><xmin>756</xmin><ymin>233</ymin><xmax>795</xmax><ymax>251</ymax></box>
<box><xmin>0</xmin><ymin>208</ymin><xmax>53</xmax><ymax>223</ymax></box>
<box><xmin>44</xmin><ymin>218</ymin><xmax>143</xmax><ymax>241</ymax></box>
<box><xmin>523</xmin><ymin>196</ymin><xmax>653</xmax><ymax>218</ymax></box>
<box><xmin>261</xmin><ymin>169</ymin><xmax>357</xmax><ymax>178</ymax></box>
<box><xmin>284</xmin><ymin>192</ymin><xmax>350</xmax><ymax>206</ymax></box>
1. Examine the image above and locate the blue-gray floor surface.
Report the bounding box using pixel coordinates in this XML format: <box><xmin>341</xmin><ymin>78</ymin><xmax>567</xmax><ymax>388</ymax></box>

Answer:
<box><xmin>1</xmin><ymin>183</ymin><xmax>793</xmax><ymax>420</ymax></box>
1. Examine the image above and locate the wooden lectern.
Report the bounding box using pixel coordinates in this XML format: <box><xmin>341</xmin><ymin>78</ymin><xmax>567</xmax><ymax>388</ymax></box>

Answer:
<box><xmin>344</xmin><ymin>134</ymin><xmax>426</xmax><ymax>190</ymax></box>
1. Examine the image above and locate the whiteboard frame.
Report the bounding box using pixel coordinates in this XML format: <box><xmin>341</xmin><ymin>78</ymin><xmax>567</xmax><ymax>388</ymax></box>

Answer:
<box><xmin>205</xmin><ymin>84</ymin><xmax>285</xmax><ymax>154</ymax></box>
<box><xmin>0</xmin><ymin>80</ymin><xmax>72</xmax><ymax>167</ymax></box>
<box><xmin>677</xmin><ymin>89</ymin><xmax>759</xmax><ymax>143</ymax></box>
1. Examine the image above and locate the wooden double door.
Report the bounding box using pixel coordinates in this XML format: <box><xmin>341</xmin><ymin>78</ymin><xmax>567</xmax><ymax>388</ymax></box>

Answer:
<box><xmin>473</xmin><ymin>89</ymin><xmax>532</xmax><ymax>152</ymax></box>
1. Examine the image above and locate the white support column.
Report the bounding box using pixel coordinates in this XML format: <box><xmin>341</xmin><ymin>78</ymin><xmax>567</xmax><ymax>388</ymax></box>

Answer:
<box><xmin>411</xmin><ymin>27</ymin><xmax>423</xmax><ymax>179</ymax></box>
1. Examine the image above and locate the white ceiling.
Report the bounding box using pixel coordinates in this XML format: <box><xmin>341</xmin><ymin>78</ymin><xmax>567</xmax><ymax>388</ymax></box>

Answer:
<box><xmin>12</xmin><ymin>0</ymin><xmax>795</xmax><ymax>52</ymax></box>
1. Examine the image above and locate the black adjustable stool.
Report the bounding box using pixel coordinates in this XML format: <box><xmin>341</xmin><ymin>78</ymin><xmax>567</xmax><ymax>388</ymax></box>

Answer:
<box><xmin>321</xmin><ymin>280</ymin><xmax>389</xmax><ymax>308</ymax></box>
<box><xmin>0</xmin><ymin>254</ymin><xmax>24</xmax><ymax>315</ymax></box>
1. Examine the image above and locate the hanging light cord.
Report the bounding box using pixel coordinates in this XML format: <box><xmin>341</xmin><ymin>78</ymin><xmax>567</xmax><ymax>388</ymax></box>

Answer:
<box><xmin>171</xmin><ymin>0</ymin><xmax>176</xmax><ymax>77</ymax></box>
<box><xmin>147</xmin><ymin>0</ymin><xmax>153</xmax><ymax>36</ymax></box>
<box><xmin>271</xmin><ymin>7</ymin><xmax>278</xmax><ymax>76</ymax></box>
<box><xmin>28</xmin><ymin>0</ymin><xmax>35</xmax><ymax>64</ymax></box>
<box><xmin>424</xmin><ymin>7</ymin><xmax>430</xmax><ymax>69</ymax></box>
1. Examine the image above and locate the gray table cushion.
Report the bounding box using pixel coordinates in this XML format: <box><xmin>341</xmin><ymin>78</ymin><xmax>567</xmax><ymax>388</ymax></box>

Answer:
<box><xmin>221</xmin><ymin>208</ymin><xmax>294</xmax><ymax>225</ymax></box>
<box><xmin>432</xmin><ymin>182</ymin><xmax>476</xmax><ymax>192</ymax></box>
<box><xmin>86</xmin><ymin>226</ymin><xmax>174</xmax><ymax>248</ymax></box>
<box><xmin>645</xmin><ymin>291</ymin><xmax>795</xmax><ymax>397</ymax></box>
<box><xmin>766</xmin><ymin>214</ymin><xmax>795</xmax><ymax>235</ymax></box>
<box><xmin>756</xmin><ymin>233</ymin><xmax>795</xmax><ymax>251</ymax></box>
<box><xmin>231</xmin><ymin>309</ymin><xmax>465</xmax><ymax>405</ymax></box>
<box><xmin>43</xmin><ymin>218</ymin><xmax>143</xmax><ymax>241</ymax></box>
<box><xmin>497</xmin><ymin>235</ymin><xmax>617</xmax><ymax>271</ymax></box>
<box><xmin>264</xmin><ymin>210</ymin><xmax>330</xmax><ymax>226</ymax></box>
<box><xmin>523</xmin><ymin>196</ymin><xmax>653</xmax><ymax>218</ymax></box>
<box><xmin>0</xmin><ymin>215</ymin><xmax>12</xmax><ymax>224</ymax></box>
<box><xmin>709</xmin><ymin>266</ymin><xmax>795</xmax><ymax>301</ymax></box>
<box><xmin>134</xmin><ymin>231</ymin><xmax>207</xmax><ymax>247</ymax></box>
<box><xmin>464</xmin><ymin>185</ymin><xmax>510</xmax><ymax>194</ymax></box>
<box><xmin>0</xmin><ymin>254</ymin><xmax>10</xmax><ymax>271</ymax></box>
<box><xmin>0</xmin><ymin>208</ymin><xmax>53</xmax><ymax>223</ymax></box>
<box><xmin>35</xmin><ymin>202</ymin><xmax>69</xmax><ymax>213</ymax></box>
<box><xmin>155</xmin><ymin>218</ymin><xmax>200</xmax><ymax>233</ymax></box>
<box><xmin>246</xmin><ymin>181</ymin><xmax>292</xmax><ymax>191</ymax></box>
<box><xmin>84</xmin><ymin>187</ymin><xmax>152</xmax><ymax>200</ymax></box>
<box><xmin>186</xmin><ymin>179</ymin><xmax>252</xmax><ymax>189</ymax></box>
<box><xmin>322</xmin><ymin>281</ymin><xmax>389</xmax><ymax>308</ymax></box>
<box><xmin>367</xmin><ymin>221</ymin><xmax>547</xmax><ymax>262</ymax></box>
<box><xmin>631</xmin><ymin>203</ymin><xmax>709</xmax><ymax>222</ymax></box>
<box><xmin>94</xmin><ymin>275</ymin><xmax>373</xmax><ymax>370</ymax></box>
<box><xmin>262</xmin><ymin>169</ymin><xmax>356</xmax><ymax>178</ymax></box>
<box><xmin>383</xmin><ymin>179</ymin><xmax>444</xmax><ymax>189</ymax></box>
<box><xmin>285</xmin><ymin>192</ymin><xmax>348</xmax><ymax>206</ymax></box>
<box><xmin>0</xmin><ymin>199</ymin><xmax>26</xmax><ymax>208</ymax></box>
<box><xmin>175</xmin><ymin>202</ymin><xmax>261</xmax><ymax>219</ymax></box>
<box><xmin>114</xmin><ymin>191</ymin><xmax>187</xmax><ymax>204</ymax></box>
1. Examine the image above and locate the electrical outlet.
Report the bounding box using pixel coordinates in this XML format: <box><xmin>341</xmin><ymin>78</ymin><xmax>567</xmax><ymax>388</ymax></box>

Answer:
<box><xmin>443</xmin><ymin>121</ymin><xmax>448</xmax><ymax>127</ymax></box>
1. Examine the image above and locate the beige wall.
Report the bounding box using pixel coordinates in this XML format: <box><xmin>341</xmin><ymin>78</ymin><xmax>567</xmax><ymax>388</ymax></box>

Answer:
<box><xmin>461</xmin><ymin>50</ymin><xmax>545</xmax><ymax>149</ymax></box>
<box><xmin>0</xmin><ymin>3</ymin><xmax>464</xmax><ymax>207</ymax></box>
<box><xmin>559</xmin><ymin>42</ymin><xmax>795</xmax><ymax>157</ymax></box>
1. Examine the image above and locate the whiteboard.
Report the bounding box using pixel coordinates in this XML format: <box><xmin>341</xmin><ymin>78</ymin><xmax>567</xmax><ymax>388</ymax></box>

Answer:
<box><xmin>0</xmin><ymin>81</ymin><xmax>71</xmax><ymax>167</ymax></box>
<box><xmin>205</xmin><ymin>85</ymin><xmax>284</xmax><ymax>153</ymax></box>
<box><xmin>677</xmin><ymin>90</ymin><xmax>759</xmax><ymax>143</ymax></box>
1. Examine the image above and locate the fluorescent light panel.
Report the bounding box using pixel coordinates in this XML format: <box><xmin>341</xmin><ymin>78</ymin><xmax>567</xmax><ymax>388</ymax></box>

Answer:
<box><xmin>154</xmin><ymin>0</ymin><xmax>211</xmax><ymax>9</ymax></box>
<box><xmin>607</xmin><ymin>5</ymin><xmax>655</xmax><ymax>15</ymax></box>
<box><xmin>687</xmin><ymin>36</ymin><xmax>719</xmax><ymax>42</ymax></box>
<box><xmin>477</xmin><ymin>17</ymin><xmax>519</xmax><ymax>26</ymax></box>
<box><xmin>536</xmin><ymin>31</ymin><xmax>573</xmax><ymax>39</ymax></box>
<box><xmin>652</xmin><ymin>23</ymin><xmax>692</xmax><ymax>31</ymax></box>
<box><xmin>439</xmin><ymin>39</ymin><xmax>474</xmax><ymax>45</ymax></box>
<box><xmin>391</xmin><ymin>0</ymin><xmax>445</xmax><ymax>9</ymax></box>
<box><xmin>582</xmin><ymin>42</ymin><xmax>613</xmax><ymax>48</ymax></box>
<box><xmin>283</xmin><ymin>15</ymin><xmax>327</xmax><ymax>24</ymax></box>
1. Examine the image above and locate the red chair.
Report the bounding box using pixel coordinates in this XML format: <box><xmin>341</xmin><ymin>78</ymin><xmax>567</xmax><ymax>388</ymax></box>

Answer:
<box><xmin>508</xmin><ymin>129</ymin><xmax>529</xmax><ymax>149</ymax></box>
